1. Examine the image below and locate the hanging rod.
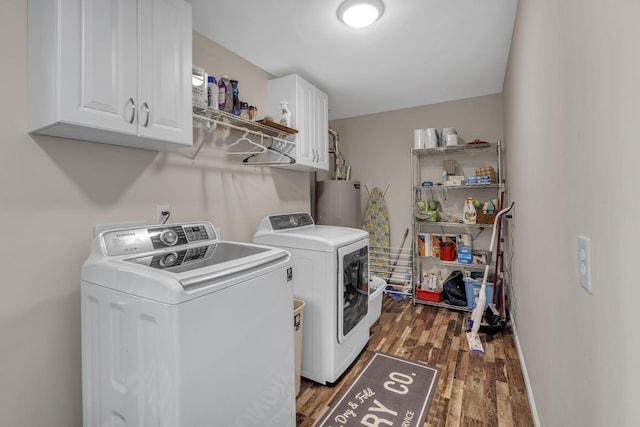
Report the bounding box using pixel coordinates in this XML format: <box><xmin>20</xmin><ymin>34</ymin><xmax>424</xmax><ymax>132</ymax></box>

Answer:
<box><xmin>192</xmin><ymin>111</ymin><xmax>296</xmax><ymax>161</ymax></box>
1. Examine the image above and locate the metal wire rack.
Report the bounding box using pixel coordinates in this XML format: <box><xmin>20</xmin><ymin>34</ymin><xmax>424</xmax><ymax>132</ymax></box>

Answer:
<box><xmin>369</xmin><ymin>245</ymin><xmax>413</xmax><ymax>299</ymax></box>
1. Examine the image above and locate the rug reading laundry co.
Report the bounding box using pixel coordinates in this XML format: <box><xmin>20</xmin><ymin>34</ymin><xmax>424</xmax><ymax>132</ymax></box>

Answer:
<box><xmin>316</xmin><ymin>352</ymin><xmax>440</xmax><ymax>427</ymax></box>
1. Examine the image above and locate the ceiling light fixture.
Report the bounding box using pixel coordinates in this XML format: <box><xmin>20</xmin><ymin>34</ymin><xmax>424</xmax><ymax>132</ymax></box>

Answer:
<box><xmin>337</xmin><ymin>0</ymin><xmax>384</xmax><ymax>29</ymax></box>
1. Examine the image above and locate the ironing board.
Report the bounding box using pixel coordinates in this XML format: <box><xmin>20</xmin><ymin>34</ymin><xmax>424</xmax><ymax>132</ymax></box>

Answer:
<box><xmin>362</xmin><ymin>187</ymin><xmax>390</xmax><ymax>278</ymax></box>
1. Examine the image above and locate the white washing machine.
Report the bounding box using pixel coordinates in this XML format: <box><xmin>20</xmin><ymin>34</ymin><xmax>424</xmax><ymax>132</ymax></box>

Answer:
<box><xmin>81</xmin><ymin>221</ymin><xmax>295</xmax><ymax>427</ymax></box>
<box><xmin>254</xmin><ymin>213</ymin><xmax>369</xmax><ymax>385</ymax></box>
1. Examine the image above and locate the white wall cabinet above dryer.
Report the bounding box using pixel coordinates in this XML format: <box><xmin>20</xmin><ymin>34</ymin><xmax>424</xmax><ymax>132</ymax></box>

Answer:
<box><xmin>267</xmin><ymin>74</ymin><xmax>329</xmax><ymax>171</ymax></box>
<box><xmin>27</xmin><ymin>0</ymin><xmax>193</xmax><ymax>151</ymax></box>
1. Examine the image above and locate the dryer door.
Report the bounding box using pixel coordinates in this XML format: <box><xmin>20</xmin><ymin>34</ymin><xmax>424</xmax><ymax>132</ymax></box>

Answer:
<box><xmin>337</xmin><ymin>240</ymin><xmax>369</xmax><ymax>343</ymax></box>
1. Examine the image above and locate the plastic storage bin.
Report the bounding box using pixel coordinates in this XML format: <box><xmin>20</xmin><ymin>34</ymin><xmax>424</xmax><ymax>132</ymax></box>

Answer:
<box><xmin>464</xmin><ymin>277</ymin><xmax>495</xmax><ymax>310</ymax></box>
<box><xmin>293</xmin><ymin>299</ymin><xmax>305</xmax><ymax>396</ymax></box>
<box><xmin>416</xmin><ymin>288</ymin><xmax>442</xmax><ymax>302</ymax></box>
<box><xmin>368</xmin><ymin>276</ymin><xmax>386</xmax><ymax>327</ymax></box>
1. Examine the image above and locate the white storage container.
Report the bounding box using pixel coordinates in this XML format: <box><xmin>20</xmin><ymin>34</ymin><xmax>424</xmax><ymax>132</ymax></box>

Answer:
<box><xmin>369</xmin><ymin>275</ymin><xmax>386</xmax><ymax>327</ymax></box>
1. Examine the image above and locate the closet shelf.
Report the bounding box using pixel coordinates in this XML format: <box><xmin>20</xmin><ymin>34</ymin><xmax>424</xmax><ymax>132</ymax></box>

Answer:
<box><xmin>193</xmin><ymin>106</ymin><xmax>297</xmax><ymax>141</ymax></box>
<box><xmin>191</xmin><ymin>106</ymin><xmax>297</xmax><ymax>163</ymax></box>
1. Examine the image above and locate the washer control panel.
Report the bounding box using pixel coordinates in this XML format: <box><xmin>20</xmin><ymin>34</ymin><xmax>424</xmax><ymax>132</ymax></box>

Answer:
<box><xmin>127</xmin><ymin>244</ymin><xmax>213</xmax><ymax>270</ymax></box>
<box><xmin>102</xmin><ymin>222</ymin><xmax>216</xmax><ymax>256</ymax></box>
<box><xmin>268</xmin><ymin>213</ymin><xmax>314</xmax><ymax>230</ymax></box>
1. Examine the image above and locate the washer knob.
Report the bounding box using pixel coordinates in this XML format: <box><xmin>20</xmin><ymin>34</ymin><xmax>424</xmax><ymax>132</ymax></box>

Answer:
<box><xmin>159</xmin><ymin>252</ymin><xmax>178</xmax><ymax>268</ymax></box>
<box><xmin>289</xmin><ymin>216</ymin><xmax>299</xmax><ymax>227</ymax></box>
<box><xmin>160</xmin><ymin>230</ymin><xmax>178</xmax><ymax>246</ymax></box>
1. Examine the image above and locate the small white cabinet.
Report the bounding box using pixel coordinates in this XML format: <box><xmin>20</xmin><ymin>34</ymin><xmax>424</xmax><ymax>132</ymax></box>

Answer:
<box><xmin>267</xmin><ymin>74</ymin><xmax>329</xmax><ymax>171</ymax></box>
<box><xmin>27</xmin><ymin>0</ymin><xmax>193</xmax><ymax>151</ymax></box>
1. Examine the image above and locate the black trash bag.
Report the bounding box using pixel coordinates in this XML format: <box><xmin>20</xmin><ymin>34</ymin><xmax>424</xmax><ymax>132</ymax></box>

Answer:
<box><xmin>441</xmin><ymin>270</ymin><xmax>467</xmax><ymax>306</ymax></box>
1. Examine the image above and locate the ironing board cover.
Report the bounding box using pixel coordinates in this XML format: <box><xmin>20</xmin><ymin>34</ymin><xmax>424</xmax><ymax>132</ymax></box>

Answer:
<box><xmin>362</xmin><ymin>187</ymin><xmax>390</xmax><ymax>277</ymax></box>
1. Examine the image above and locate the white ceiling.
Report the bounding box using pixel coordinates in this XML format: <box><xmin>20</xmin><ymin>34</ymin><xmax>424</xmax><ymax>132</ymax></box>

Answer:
<box><xmin>186</xmin><ymin>0</ymin><xmax>518</xmax><ymax>120</ymax></box>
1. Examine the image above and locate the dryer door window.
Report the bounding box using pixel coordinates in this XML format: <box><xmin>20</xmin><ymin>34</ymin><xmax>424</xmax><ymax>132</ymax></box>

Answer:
<box><xmin>338</xmin><ymin>242</ymin><xmax>369</xmax><ymax>343</ymax></box>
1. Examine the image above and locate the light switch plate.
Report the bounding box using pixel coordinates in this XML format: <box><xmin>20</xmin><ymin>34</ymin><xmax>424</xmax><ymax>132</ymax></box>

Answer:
<box><xmin>578</xmin><ymin>236</ymin><xmax>592</xmax><ymax>294</ymax></box>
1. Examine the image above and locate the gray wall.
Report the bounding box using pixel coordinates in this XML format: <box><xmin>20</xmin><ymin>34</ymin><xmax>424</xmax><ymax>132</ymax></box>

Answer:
<box><xmin>330</xmin><ymin>94</ymin><xmax>504</xmax><ymax>248</ymax></box>
<box><xmin>0</xmin><ymin>5</ymin><xmax>310</xmax><ymax>425</ymax></box>
<box><xmin>503</xmin><ymin>0</ymin><xmax>640</xmax><ymax>425</ymax></box>
<box><xmin>10</xmin><ymin>0</ymin><xmax>640</xmax><ymax>425</ymax></box>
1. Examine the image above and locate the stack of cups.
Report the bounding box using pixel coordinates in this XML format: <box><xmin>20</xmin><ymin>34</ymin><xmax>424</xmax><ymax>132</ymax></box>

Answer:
<box><xmin>413</xmin><ymin>129</ymin><xmax>426</xmax><ymax>149</ymax></box>
<box><xmin>414</xmin><ymin>128</ymin><xmax>459</xmax><ymax>148</ymax></box>
<box><xmin>413</xmin><ymin>128</ymin><xmax>440</xmax><ymax>149</ymax></box>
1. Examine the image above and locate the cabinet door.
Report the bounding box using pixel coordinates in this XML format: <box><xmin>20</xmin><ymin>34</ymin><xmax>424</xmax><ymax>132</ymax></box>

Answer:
<box><xmin>59</xmin><ymin>0</ymin><xmax>138</xmax><ymax>134</ymax></box>
<box><xmin>267</xmin><ymin>74</ymin><xmax>329</xmax><ymax>171</ymax></box>
<box><xmin>294</xmin><ymin>78</ymin><xmax>316</xmax><ymax>168</ymax></box>
<box><xmin>312</xmin><ymin>88</ymin><xmax>329</xmax><ymax>171</ymax></box>
<box><xmin>137</xmin><ymin>0</ymin><xmax>192</xmax><ymax>146</ymax></box>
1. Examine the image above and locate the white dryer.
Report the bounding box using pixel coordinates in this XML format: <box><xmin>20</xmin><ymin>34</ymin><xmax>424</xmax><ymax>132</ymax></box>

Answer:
<box><xmin>81</xmin><ymin>221</ymin><xmax>295</xmax><ymax>427</ymax></box>
<box><xmin>254</xmin><ymin>213</ymin><xmax>369</xmax><ymax>385</ymax></box>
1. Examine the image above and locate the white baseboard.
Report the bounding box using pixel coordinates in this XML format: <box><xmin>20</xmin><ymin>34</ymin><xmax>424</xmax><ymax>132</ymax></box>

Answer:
<box><xmin>511</xmin><ymin>317</ymin><xmax>541</xmax><ymax>427</ymax></box>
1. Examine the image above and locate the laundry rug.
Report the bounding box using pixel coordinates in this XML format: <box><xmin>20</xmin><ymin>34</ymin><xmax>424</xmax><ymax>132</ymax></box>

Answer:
<box><xmin>315</xmin><ymin>352</ymin><xmax>440</xmax><ymax>427</ymax></box>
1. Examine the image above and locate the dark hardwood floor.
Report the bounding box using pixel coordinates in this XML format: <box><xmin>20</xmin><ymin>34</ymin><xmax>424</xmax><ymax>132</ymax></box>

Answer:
<box><xmin>295</xmin><ymin>296</ymin><xmax>534</xmax><ymax>427</ymax></box>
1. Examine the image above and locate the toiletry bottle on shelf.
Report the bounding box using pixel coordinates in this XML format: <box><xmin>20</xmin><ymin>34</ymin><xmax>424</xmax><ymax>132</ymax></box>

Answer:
<box><xmin>207</xmin><ymin>76</ymin><xmax>218</xmax><ymax>110</ymax></box>
<box><xmin>240</xmin><ymin>102</ymin><xmax>249</xmax><ymax>120</ymax></box>
<box><xmin>279</xmin><ymin>101</ymin><xmax>291</xmax><ymax>127</ymax></box>
<box><xmin>230</xmin><ymin>80</ymin><xmax>240</xmax><ymax>116</ymax></box>
<box><xmin>218</xmin><ymin>75</ymin><xmax>232</xmax><ymax>112</ymax></box>
<box><xmin>463</xmin><ymin>197</ymin><xmax>477</xmax><ymax>224</ymax></box>
<box><xmin>442</xmin><ymin>170</ymin><xmax>448</xmax><ymax>184</ymax></box>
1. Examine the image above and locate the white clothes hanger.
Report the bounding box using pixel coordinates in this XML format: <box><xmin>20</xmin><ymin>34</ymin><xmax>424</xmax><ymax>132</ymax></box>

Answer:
<box><xmin>225</xmin><ymin>130</ymin><xmax>267</xmax><ymax>155</ymax></box>
<box><xmin>242</xmin><ymin>135</ymin><xmax>295</xmax><ymax>165</ymax></box>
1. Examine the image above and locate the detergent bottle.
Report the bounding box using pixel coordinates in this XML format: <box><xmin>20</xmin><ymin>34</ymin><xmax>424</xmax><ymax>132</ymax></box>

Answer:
<box><xmin>218</xmin><ymin>75</ymin><xmax>232</xmax><ymax>112</ymax></box>
<box><xmin>463</xmin><ymin>197</ymin><xmax>477</xmax><ymax>224</ymax></box>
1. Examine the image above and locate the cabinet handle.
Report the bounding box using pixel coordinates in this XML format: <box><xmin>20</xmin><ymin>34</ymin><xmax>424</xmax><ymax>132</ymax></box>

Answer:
<box><xmin>143</xmin><ymin>102</ymin><xmax>150</xmax><ymax>127</ymax></box>
<box><xmin>127</xmin><ymin>98</ymin><xmax>136</xmax><ymax>124</ymax></box>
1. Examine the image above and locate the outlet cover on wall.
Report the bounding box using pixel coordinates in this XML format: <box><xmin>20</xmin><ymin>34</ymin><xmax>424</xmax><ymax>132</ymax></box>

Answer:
<box><xmin>156</xmin><ymin>205</ymin><xmax>171</xmax><ymax>224</ymax></box>
<box><xmin>578</xmin><ymin>236</ymin><xmax>592</xmax><ymax>294</ymax></box>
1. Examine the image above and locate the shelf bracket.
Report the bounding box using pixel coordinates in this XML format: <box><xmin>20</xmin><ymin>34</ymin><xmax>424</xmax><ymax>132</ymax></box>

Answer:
<box><xmin>190</xmin><ymin>118</ymin><xmax>217</xmax><ymax>161</ymax></box>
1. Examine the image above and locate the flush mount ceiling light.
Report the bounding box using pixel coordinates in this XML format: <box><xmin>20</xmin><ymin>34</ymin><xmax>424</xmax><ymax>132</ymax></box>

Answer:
<box><xmin>337</xmin><ymin>0</ymin><xmax>384</xmax><ymax>29</ymax></box>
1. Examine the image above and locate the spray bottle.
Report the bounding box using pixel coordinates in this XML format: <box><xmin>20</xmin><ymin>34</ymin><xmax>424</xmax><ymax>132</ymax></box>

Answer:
<box><xmin>279</xmin><ymin>101</ymin><xmax>291</xmax><ymax>127</ymax></box>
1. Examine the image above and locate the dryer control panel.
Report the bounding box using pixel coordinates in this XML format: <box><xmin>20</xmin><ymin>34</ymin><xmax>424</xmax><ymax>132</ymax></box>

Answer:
<box><xmin>267</xmin><ymin>213</ymin><xmax>314</xmax><ymax>230</ymax></box>
<box><xmin>101</xmin><ymin>222</ymin><xmax>217</xmax><ymax>256</ymax></box>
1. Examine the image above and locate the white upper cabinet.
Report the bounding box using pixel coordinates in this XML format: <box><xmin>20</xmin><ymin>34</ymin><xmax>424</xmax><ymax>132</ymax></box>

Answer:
<box><xmin>268</xmin><ymin>75</ymin><xmax>329</xmax><ymax>171</ymax></box>
<box><xmin>27</xmin><ymin>0</ymin><xmax>193</xmax><ymax>151</ymax></box>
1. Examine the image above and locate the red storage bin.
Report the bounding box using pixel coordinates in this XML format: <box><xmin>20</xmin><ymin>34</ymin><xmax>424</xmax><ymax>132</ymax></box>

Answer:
<box><xmin>416</xmin><ymin>289</ymin><xmax>442</xmax><ymax>302</ymax></box>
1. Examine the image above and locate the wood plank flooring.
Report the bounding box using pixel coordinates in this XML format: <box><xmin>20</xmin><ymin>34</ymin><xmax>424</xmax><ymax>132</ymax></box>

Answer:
<box><xmin>295</xmin><ymin>296</ymin><xmax>534</xmax><ymax>427</ymax></box>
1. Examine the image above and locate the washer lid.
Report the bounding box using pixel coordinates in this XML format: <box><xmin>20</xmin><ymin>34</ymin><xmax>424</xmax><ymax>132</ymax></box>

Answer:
<box><xmin>254</xmin><ymin>223</ymin><xmax>369</xmax><ymax>251</ymax></box>
<box><xmin>82</xmin><ymin>221</ymin><xmax>292</xmax><ymax>303</ymax></box>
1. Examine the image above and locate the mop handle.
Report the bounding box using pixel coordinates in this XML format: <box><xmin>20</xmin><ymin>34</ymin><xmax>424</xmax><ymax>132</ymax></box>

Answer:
<box><xmin>487</xmin><ymin>202</ymin><xmax>514</xmax><ymax>261</ymax></box>
<box><xmin>470</xmin><ymin>202</ymin><xmax>514</xmax><ymax>336</ymax></box>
